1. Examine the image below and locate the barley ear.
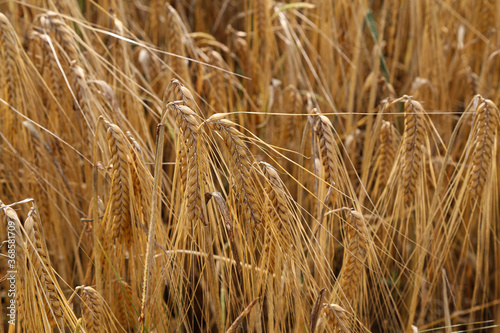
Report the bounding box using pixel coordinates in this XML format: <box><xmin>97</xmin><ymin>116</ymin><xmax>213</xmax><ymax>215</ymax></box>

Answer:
<box><xmin>468</xmin><ymin>99</ymin><xmax>499</xmax><ymax>199</ymax></box>
<box><xmin>402</xmin><ymin>98</ymin><xmax>426</xmax><ymax>205</ymax></box>
<box><xmin>25</xmin><ymin>207</ymin><xmax>64</xmax><ymax>328</ymax></box>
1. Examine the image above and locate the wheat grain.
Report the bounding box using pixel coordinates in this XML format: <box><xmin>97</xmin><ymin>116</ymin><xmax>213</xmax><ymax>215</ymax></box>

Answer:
<box><xmin>205</xmin><ymin>192</ymin><xmax>242</xmax><ymax>274</ymax></box>
<box><xmin>164</xmin><ymin>79</ymin><xmax>196</xmax><ymax>196</ymax></box>
<box><xmin>70</xmin><ymin>63</ymin><xmax>98</xmax><ymax>143</ymax></box>
<box><xmin>254</xmin><ymin>0</ymin><xmax>269</xmax><ymax>44</ymax></box>
<box><xmin>344</xmin><ymin>128</ymin><xmax>362</xmax><ymax>183</ymax></box>
<box><xmin>34</xmin><ymin>32</ymin><xmax>66</xmax><ymax>115</ymax></box>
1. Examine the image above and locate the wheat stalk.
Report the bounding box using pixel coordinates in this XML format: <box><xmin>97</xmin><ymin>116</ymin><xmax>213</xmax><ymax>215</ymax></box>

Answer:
<box><xmin>225</xmin><ymin>298</ymin><xmax>259</xmax><ymax>333</ymax></box>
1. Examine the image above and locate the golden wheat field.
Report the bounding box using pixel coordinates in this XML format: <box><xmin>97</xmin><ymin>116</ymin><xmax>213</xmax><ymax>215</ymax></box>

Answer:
<box><xmin>0</xmin><ymin>0</ymin><xmax>499</xmax><ymax>332</ymax></box>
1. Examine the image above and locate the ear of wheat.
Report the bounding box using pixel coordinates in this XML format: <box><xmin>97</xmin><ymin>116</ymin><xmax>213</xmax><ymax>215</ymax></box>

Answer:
<box><xmin>402</xmin><ymin>98</ymin><xmax>426</xmax><ymax>205</ymax></box>
<box><xmin>468</xmin><ymin>99</ymin><xmax>499</xmax><ymax>199</ymax></box>
<box><xmin>81</xmin><ymin>286</ymin><xmax>105</xmax><ymax>333</ymax></box>
<box><xmin>165</xmin><ymin>4</ymin><xmax>191</xmax><ymax>86</ymax></box>
<box><xmin>24</xmin><ymin>207</ymin><xmax>64</xmax><ymax>329</ymax></box>
<box><xmin>311</xmin><ymin>108</ymin><xmax>341</xmax><ymax>207</ymax></box>
<box><xmin>1</xmin><ymin>202</ymin><xmax>28</xmax><ymax>329</ymax></box>
<box><xmin>260</xmin><ymin>162</ymin><xmax>293</xmax><ymax>273</ymax></box>
<box><xmin>376</xmin><ymin>120</ymin><xmax>397</xmax><ymax>190</ymax></box>
<box><xmin>169</xmin><ymin>102</ymin><xmax>205</xmax><ymax>226</ymax></box>
<box><xmin>206</xmin><ymin>115</ymin><xmax>262</xmax><ymax>227</ymax></box>
<box><xmin>105</xmin><ymin>121</ymin><xmax>133</xmax><ymax>247</ymax></box>
<box><xmin>324</xmin><ymin>209</ymin><xmax>368</xmax><ymax>331</ymax></box>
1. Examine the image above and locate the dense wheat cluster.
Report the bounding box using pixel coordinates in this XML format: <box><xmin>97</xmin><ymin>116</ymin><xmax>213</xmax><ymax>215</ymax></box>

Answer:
<box><xmin>0</xmin><ymin>0</ymin><xmax>499</xmax><ymax>332</ymax></box>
